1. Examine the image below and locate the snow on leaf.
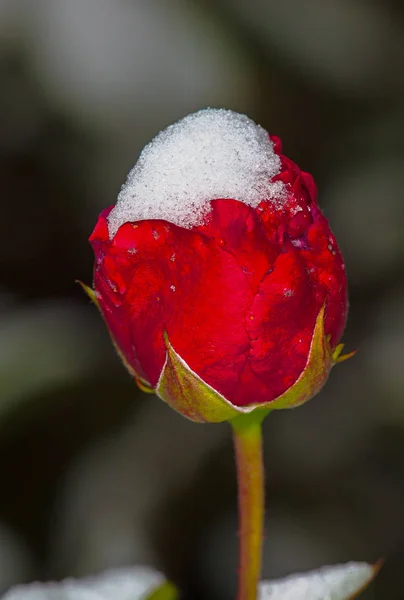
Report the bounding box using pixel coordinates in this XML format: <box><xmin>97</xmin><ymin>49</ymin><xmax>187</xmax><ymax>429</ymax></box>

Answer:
<box><xmin>259</xmin><ymin>561</ymin><xmax>380</xmax><ymax>600</ymax></box>
<box><xmin>0</xmin><ymin>567</ymin><xmax>176</xmax><ymax>600</ymax></box>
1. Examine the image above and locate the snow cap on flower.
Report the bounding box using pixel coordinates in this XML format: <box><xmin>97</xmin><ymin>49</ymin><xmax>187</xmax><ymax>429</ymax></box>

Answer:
<box><xmin>107</xmin><ymin>108</ymin><xmax>286</xmax><ymax>238</ymax></box>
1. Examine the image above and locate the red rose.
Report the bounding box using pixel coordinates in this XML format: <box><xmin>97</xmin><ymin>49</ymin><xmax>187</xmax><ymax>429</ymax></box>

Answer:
<box><xmin>88</xmin><ymin>110</ymin><xmax>348</xmax><ymax>422</ymax></box>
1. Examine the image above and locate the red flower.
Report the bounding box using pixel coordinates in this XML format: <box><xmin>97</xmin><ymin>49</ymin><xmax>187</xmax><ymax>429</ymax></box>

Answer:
<box><xmin>88</xmin><ymin>111</ymin><xmax>348</xmax><ymax>422</ymax></box>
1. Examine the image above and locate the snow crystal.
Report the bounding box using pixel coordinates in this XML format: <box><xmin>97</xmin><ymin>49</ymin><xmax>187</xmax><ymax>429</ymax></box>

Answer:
<box><xmin>108</xmin><ymin>108</ymin><xmax>285</xmax><ymax>238</ymax></box>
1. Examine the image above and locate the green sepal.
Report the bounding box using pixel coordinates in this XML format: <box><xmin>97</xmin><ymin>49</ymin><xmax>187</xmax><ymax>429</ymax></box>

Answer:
<box><xmin>333</xmin><ymin>343</ymin><xmax>357</xmax><ymax>364</ymax></box>
<box><xmin>156</xmin><ymin>332</ymin><xmax>241</xmax><ymax>422</ymax></box>
<box><xmin>156</xmin><ymin>305</ymin><xmax>341</xmax><ymax>423</ymax></box>
<box><xmin>78</xmin><ymin>280</ymin><xmax>101</xmax><ymax>308</ymax></box>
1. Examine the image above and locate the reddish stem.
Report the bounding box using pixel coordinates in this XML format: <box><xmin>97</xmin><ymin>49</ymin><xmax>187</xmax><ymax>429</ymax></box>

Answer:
<box><xmin>231</xmin><ymin>415</ymin><xmax>265</xmax><ymax>600</ymax></box>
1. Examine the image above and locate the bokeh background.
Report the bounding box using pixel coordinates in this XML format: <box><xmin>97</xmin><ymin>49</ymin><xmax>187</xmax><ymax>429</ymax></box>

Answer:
<box><xmin>0</xmin><ymin>1</ymin><xmax>403</xmax><ymax>598</ymax></box>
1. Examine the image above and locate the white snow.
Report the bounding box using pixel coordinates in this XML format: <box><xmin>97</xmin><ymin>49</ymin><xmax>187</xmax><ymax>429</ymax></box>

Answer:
<box><xmin>258</xmin><ymin>561</ymin><xmax>375</xmax><ymax>600</ymax></box>
<box><xmin>107</xmin><ymin>108</ymin><xmax>285</xmax><ymax>238</ymax></box>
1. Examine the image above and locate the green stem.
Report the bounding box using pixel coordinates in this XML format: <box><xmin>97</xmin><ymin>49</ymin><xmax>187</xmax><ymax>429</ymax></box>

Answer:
<box><xmin>231</xmin><ymin>412</ymin><xmax>267</xmax><ymax>600</ymax></box>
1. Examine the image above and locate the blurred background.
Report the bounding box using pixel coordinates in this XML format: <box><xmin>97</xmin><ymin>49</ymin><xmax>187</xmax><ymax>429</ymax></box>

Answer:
<box><xmin>0</xmin><ymin>0</ymin><xmax>403</xmax><ymax>598</ymax></box>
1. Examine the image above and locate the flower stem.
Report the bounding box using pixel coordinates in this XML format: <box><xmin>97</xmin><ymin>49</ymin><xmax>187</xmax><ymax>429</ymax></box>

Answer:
<box><xmin>231</xmin><ymin>412</ymin><xmax>267</xmax><ymax>600</ymax></box>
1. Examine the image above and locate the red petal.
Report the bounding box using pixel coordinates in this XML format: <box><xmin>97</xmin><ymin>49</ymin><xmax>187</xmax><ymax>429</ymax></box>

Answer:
<box><xmin>89</xmin><ymin>206</ymin><xmax>114</xmax><ymax>244</ymax></box>
<box><xmin>269</xmin><ymin>135</ymin><xmax>282</xmax><ymax>154</ymax></box>
<box><xmin>301</xmin><ymin>171</ymin><xmax>318</xmax><ymax>205</ymax></box>
<box><xmin>93</xmin><ymin>218</ymin><xmax>253</xmax><ymax>399</ymax></box>
<box><xmin>300</xmin><ymin>213</ymin><xmax>348</xmax><ymax>345</ymax></box>
<box><xmin>245</xmin><ymin>249</ymin><xmax>319</xmax><ymax>403</ymax></box>
<box><xmin>196</xmin><ymin>199</ymin><xmax>278</xmax><ymax>292</ymax></box>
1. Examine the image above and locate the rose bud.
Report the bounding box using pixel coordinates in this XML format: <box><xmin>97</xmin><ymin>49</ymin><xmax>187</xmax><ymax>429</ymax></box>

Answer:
<box><xmin>88</xmin><ymin>109</ymin><xmax>350</xmax><ymax>423</ymax></box>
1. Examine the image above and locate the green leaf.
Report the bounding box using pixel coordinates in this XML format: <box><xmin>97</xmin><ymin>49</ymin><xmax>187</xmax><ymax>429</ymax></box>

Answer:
<box><xmin>145</xmin><ymin>581</ymin><xmax>178</xmax><ymax>600</ymax></box>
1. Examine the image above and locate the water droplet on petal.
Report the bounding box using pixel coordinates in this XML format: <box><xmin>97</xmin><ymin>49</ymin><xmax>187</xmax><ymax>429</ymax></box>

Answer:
<box><xmin>106</xmin><ymin>279</ymin><xmax>118</xmax><ymax>293</ymax></box>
